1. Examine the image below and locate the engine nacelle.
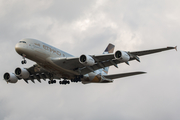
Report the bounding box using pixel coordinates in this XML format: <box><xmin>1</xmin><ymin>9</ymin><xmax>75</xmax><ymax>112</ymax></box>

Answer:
<box><xmin>3</xmin><ymin>73</ymin><xmax>18</xmax><ymax>83</ymax></box>
<box><xmin>79</xmin><ymin>54</ymin><xmax>95</xmax><ymax>66</ymax></box>
<box><xmin>114</xmin><ymin>50</ymin><xmax>130</xmax><ymax>62</ymax></box>
<box><xmin>15</xmin><ymin>67</ymin><xmax>30</xmax><ymax>79</ymax></box>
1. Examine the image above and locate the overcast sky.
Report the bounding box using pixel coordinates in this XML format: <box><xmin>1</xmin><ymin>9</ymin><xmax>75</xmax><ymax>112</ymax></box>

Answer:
<box><xmin>0</xmin><ymin>0</ymin><xmax>180</xmax><ymax>120</ymax></box>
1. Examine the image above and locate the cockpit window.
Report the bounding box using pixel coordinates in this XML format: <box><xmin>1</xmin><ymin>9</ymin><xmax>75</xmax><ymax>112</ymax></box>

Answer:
<box><xmin>19</xmin><ymin>41</ymin><xmax>26</xmax><ymax>43</ymax></box>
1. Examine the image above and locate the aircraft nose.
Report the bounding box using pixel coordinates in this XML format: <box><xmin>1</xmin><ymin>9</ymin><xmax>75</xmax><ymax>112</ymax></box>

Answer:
<box><xmin>15</xmin><ymin>43</ymin><xmax>22</xmax><ymax>54</ymax></box>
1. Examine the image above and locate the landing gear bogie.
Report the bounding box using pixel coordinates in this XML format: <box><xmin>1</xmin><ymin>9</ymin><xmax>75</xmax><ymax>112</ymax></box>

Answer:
<box><xmin>48</xmin><ymin>80</ymin><xmax>56</xmax><ymax>84</ymax></box>
<box><xmin>48</xmin><ymin>81</ymin><xmax>51</xmax><ymax>84</ymax></box>
<box><xmin>53</xmin><ymin>80</ymin><xmax>56</xmax><ymax>83</ymax></box>
<box><xmin>70</xmin><ymin>75</ymin><xmax>82</xmax><ymax>83</ymax></box>
<box><xmin>59</xmin><ymin>80</ymin><xmax>70</xmax><ymax>85</ymax></box>
<box><xmin>71</xmin><ymin>78</ymin><xmax>81</xmax><ymax>83</ymax></box>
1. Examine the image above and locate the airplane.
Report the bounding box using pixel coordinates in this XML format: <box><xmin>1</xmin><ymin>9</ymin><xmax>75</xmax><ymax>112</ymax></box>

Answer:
<box><xmin>3</xmin><ymin>38</ymin><xmax>177</xmax><ymax>85</ymax></box>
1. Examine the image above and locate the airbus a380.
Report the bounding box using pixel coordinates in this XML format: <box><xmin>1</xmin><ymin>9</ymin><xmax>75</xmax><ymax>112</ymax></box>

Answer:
<box><xmin>3</xmin><ymin>38</ymin><xmax>177</xmax><ymax>85</ymax></box>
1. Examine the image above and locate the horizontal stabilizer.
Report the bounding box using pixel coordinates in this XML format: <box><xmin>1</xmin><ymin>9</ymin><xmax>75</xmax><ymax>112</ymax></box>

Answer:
<box><xmin>104</xmin><ymin>72</ymin><xmax>146</xmax><ymax>80</ymax></box>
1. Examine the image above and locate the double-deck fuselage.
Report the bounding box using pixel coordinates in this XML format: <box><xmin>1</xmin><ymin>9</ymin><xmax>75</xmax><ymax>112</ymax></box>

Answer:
<box><xmin>16</xmin><ymin>39</ymin><xmax>76</xmax><ymax>77</ymax></box>
<box><xmin>14</xmin><ymin>38</ymin><xmax>106</xmax><ymax>83</ymax></box>
<box><xmin>16</xmin><ymin>38</ymin><xmax>73</xmax><ymax>64</ymax></box>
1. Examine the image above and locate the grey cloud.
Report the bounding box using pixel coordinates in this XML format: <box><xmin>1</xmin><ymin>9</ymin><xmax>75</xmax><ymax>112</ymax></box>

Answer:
<box><xmin>71</xmin><ymin>27</ymin><xmax>117</xmax><ymax>55</ymax></box>
<box><xmin>42</xmin><ymin>0</ymin><xmax>96</xmax><ymax>22</ymax></box>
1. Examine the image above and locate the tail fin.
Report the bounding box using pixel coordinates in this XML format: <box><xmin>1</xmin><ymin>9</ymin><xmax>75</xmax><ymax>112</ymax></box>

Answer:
<box><xmin>103</xmin><ymin>43</ymin><xmax>115</xmax><ymax>54</ymax></box>
<box><xmin>101</xmin><ymin>43</ymin><xmax>115</xmax><ymax>75</ymax></box>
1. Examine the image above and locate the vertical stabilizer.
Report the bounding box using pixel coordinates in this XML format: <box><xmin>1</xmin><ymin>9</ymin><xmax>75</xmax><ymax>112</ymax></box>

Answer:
<box><xmin>101</xmin><ymin>43</ymin><xmax>115</xmax><ymax>75</ymax></box>
<box><xmin>103</xmin><ymin>43</ymin><xmax>115</xmax><ymax>54</ymax></box>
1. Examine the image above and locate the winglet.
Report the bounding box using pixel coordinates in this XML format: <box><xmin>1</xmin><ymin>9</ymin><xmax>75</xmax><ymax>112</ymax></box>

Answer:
<box><xmin>175</xmin><ymin>46</ymin><xmax>177</xmax><ymax>51</ymax></box>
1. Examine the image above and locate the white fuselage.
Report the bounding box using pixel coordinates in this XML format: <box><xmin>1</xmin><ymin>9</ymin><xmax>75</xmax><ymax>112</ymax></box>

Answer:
<box><xmin>15</xmin><ymin>38</ymin><xmax>108</xmax><ymax>83</ymax></box>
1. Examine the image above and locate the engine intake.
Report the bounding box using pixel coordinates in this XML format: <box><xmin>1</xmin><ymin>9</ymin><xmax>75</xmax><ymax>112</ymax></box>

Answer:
<box><xmin>15</xmin><ymin>67</ymin><xmax>30</xmax><ymax>79</ymax></box>
<box><xmin>114</xmin><ymin>50</ymin><xmax>130</xmax><ymax>62</ymax></box>
<box><xmin>3</xmin><ymin>73</ymin><xmax>18</xmax><ymax>83</ymax></box>
<box><xmin>79</xmin><ymin>54</ymin><xmax>95</xmax><ymax>66</ymax></box>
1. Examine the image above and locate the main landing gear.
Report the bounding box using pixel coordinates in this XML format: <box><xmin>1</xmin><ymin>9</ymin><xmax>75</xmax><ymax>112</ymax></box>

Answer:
<box><xmin>48</xmin><ymin>80</ymin><xmax>56</xmax><ymax>84</ymax></box>
<box><xmin>47</xmin><ymin>76</ymin><xmax>82</xmax><ymax>85</ymax></box>
<box><xmin>21</xmin><ymin>54</ymin><xmax>27</xmax><ymax>64</ymax></box>
<box><xmin>48</xmin><ymin>79</ymin><xmax>70</xmax><ymax>85</ymax></box>
<box><xmin>59</xmin><ymin>80</ymin><xmax>70</xmax><ymax>85</ymax></box>
<box><xmin>71</xmin><ymin>75</ymin><xmax>82</xmax><ymax>83</ymax></box>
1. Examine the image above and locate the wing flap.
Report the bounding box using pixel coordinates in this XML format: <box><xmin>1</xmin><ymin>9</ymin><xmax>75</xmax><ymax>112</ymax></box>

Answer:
<box><xmin>91</xmin><ymin>53</ymin><xmax>114</xmax><ymax>61</ymax></box>
<box><xmin>104</xmin><ymin>72</ymin><xmax>146</xmax><ymax>79</ymax></box>
<box><xmin>80</xmin><ymin>60</ymin><xmax>121</xmax><ymax>75</ymax></box>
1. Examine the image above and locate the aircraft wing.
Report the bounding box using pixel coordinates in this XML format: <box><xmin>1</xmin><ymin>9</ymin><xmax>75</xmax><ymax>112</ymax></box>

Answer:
<box><xmin>51</xmin><ymin>54</ymin><xmax>118</xmax><ymax>75</ymax></box>
<box><xmin>104</xmin><ymin>72</ymin><xmax>146</xmax><ymax>79</ymax></box>
<box><xmin>51</xmin><ymin>46</ymin><xmax>177</xmax><ymax>75</ymax></box>
<box><xmin>130</xmin><ymin>46</ymin><xmax>177</xmax><ymax>56</ymax></box>
<box><xmin>20</xmin><ymin>64</ymin><xmax>59</xmax><ymax>83</ymax></box>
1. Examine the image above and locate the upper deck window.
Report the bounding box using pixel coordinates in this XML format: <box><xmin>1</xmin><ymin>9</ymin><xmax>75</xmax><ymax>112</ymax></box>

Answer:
<box><xmin>19</xmin><ymin>41</ymin><xmax>26</xmax><ymax>43</ymax></box>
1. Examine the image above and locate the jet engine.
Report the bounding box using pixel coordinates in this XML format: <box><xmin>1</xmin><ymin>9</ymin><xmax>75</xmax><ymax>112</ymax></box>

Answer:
<box><xmin>3</xmin><ymin>73</ymin><xmax>18</xmax><ymax>83</ymax></box>
<box><xmin>79</xmin><ymin>54</ymin><xmax>95</xmax><ymax>66</ymax></box>
<box><xmin>15</xmin><ymin>67</ymin><xmax>30</xmax><ymax>79</ymax></box>
<box><xmin>114</xmin><ymin>50</ymin><xmax>130</xmax><ymax>62</ymax></box>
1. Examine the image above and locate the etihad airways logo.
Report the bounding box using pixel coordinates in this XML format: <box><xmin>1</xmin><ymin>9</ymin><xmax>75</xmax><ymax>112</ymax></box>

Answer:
<box><xmin>43</xmin><ymin>45</ymin><xmax>61</xmax><ymax>56</ymax></box>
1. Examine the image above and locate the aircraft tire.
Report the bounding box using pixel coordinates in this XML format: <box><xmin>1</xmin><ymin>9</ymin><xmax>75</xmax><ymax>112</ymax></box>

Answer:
<box><xmin>48</xmin><ymin>81</ymin><xmax>51</xmax><ymax>84</ymax></box>
<box><xmin>53</xmin><ymin>80</ymin><xmax>56</xmax><ymax>83</ymax></box>
<box><xmin>24</xmin><ymin>60</ymin><xmax>27</xmax><ymax>64</ymax></box>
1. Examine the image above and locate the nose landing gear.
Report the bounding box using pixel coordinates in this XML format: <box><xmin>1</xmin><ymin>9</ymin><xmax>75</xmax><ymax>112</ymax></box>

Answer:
<box><xmin>21</xmin><ymin>54</ymin><xmax>27</xmax><ymax>64</ymax></box>
<box><xmin>21</xmin><ymin>60</ymin><xmax>27</xmax><ymax>64</ymax></box>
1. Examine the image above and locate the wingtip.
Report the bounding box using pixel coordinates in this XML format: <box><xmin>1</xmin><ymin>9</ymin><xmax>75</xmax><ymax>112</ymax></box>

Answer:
<box><xmin>139</xmin><ymin>71</ymin><xmax>147</xmax><ymax>74</ymax></box>
<box><xmin>175</xmin><ymin>46</ymin><xmax>177</xmax><ymax>51</ymax></box>
<box><xmin>167</xmin><ymin>46</ymin><xmax>177</xmax><ymax>51</ymax></box>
